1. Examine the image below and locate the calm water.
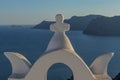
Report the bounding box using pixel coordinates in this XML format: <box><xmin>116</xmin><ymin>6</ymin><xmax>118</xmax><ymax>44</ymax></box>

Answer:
<box><xmin>0</xmin><ymin>26</ymin><xmax>120</xmax><ymax>80</ymax></box>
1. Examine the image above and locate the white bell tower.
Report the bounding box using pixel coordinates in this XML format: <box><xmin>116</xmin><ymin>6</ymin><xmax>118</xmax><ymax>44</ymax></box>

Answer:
<box><xmin>4</xmin><ymin>14</ymin><xmax>114</xmax><ymax>80</ymax></box>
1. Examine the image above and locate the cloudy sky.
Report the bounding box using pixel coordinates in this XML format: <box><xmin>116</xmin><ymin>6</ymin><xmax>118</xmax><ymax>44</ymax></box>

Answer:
<box><xmin>0</xmin><ymin>0</ymin><xmax>120</xmax><ymax>25</ymax></box>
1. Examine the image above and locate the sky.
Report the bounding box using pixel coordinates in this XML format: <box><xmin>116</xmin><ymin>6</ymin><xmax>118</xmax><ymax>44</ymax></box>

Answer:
<box><xmin>0</xmin><ymin>0</ymin><xmax>120</xmax><ymax>25</ymax></box>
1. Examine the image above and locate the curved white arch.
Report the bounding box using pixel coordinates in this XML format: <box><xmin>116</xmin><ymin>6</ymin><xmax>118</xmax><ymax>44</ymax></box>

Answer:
<box><xmin>5</xmin><ymin>50</ymin><xmax>114</xmax><ymax>80</ymax></box>
<box><xmin>4</xmin><ymin>52</ymin><xmax>31</xmax><ymax>79</ymax></box>
<box><xmin>90</xmin><ymin>52</ymin><xmax>114</xmax><ymax>74</ymax></box>
<box><xmin>90</xmin><ymin>52</ymin><xmax>114</xmax><ymax>80</ymax></box>
<box><xmin>25</xmin><ymin>49</ymin><xmax>95</xmax><ymax>80</ymax></box>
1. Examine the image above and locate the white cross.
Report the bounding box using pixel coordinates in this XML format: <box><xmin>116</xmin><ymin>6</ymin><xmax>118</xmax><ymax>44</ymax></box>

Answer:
<box><xmin>50</xmin><ymin>14</ymin><xmax>70</xmax><ymax>32</ymax></box>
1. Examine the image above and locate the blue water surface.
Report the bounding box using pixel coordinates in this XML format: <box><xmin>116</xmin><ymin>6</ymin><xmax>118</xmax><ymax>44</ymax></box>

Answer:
<box><xmin>0</xmin><ymin>26</ymin><xmax>120</xmax><ymax>80</ymax></box>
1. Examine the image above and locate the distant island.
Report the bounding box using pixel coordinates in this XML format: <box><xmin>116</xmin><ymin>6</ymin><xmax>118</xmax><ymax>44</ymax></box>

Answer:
<box><xmin>83</xmin><ymin>16</ymin><xmax>120</xmax><ymax>36</ymax></box>
<box><xmin>34</xmin><ymin>15</ymin><xmax>120</xmax><ymax>36</ymax></box>
<box><xmin>33</xmin><ymin>15</ymin><xmax>101</xmax><ymax>30</ymax></box>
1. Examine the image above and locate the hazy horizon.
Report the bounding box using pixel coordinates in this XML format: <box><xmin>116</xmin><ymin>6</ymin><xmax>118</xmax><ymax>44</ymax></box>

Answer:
<box><xmin>0</xmin><ymin>0</ymin><xmax>120</xmax><ymax>25</ymax></box>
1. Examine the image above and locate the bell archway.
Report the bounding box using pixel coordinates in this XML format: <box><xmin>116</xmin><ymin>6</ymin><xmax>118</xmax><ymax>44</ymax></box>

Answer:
<box><xmin>47</xmin><ymin>63</ymin><xmax>73</xmax><ymax>80</ymax></box>
<box><xmin>25</xmin><ymin>49</ymin><xmax>95</xmax><ymax>80</ymax></box>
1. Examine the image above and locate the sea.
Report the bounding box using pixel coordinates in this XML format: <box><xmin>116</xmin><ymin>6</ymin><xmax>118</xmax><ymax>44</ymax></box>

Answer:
<box><xmin>0</xmin><ymin>25</ymin><xmax>120</xmax><ymax>80</ymax></box>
